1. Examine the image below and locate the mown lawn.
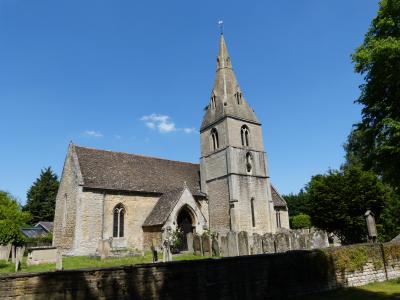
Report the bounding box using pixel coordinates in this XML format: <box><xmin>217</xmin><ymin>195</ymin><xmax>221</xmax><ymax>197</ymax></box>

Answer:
<box><xmin>0</xmin><ymin>252</ymin><xmax>206</xmax><ymax>274</ymax></box>
<box><xmin>295</xmin><ymin>279</ymin><xmax>400</xmax><ymax>300</ymax></box>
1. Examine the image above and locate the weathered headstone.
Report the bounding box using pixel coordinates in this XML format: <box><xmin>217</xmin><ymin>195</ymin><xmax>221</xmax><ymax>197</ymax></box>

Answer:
<box><xmin>262</xmin><ymin>233</ymin><xmax>275</xmax><ymax>253</ymax></box>
<box><xmin>202</xmin><ymin>235</ymin><xmax>211</xmax><ymax>256</ymax></box>
<box><xmin>365</xmin><ymin>210</ymin><xmax>377</xmax><ymax>243</ymax></box>
<box><xmin>193</xmin><ymin>234</ymin><xmax>201</xmax><ymax>255</ymax></box>
<box><xmin>98</xmin><ymin>239</ymin><xmax>111</xmax><ymax>259</ymax></box>
<box><xmin>252</xmin><ymin>233</ymin><xmax>263</xmax><ymax>255</ymax></box>
<box><xmin>151</xmin><ymin>245</ymin><xmax>158</xmax><ymax>263</ymax></box>
<box><xmin>220</xmin><ymin>236</ymin><xmax>228</xmax><ymax>257</ymax></box>
<box><xmin>11</xmin><ymin>245</ymin><xmax>15</xmax><ymax>263</ymax></box>
<box><xmin>56</xmin><ymin>250</ymin><xmax>63</xmax><ymax>270</ymax></box>
<box><xmin>310</xmin><ymin>230</ymin><xmax>329</xmax><ymax>249</ymax></box>
<box><xmin>238</xmin><ymin>231</ymin><xmax>249</xmax><ymax>256</ymax></box>
<box><xmin>211</xmin><ymin>237</ymin><xmax>220</xmax><ymax>257</ymax></box>
<box><xmin>0</xmin><ymin>244</ymin><xmax>11</xmax><ymax>261</ymax></box>
<box><xmin>274</xmin><ymin>232</ymin><xmax>290</xmax><ymax>253</ymax></box>
<box><xmin>227</xmin><ymin>231</ymin><xmax>238</xmax><ymax>257</ymax></box>
<box><xmin>162</xmin><ymin>239</ymin><xmax>172</xmax><ymax>262</ymax></box>
<box><xmin>186</xmin><ymin>233</ymin><xmax>194</xmax><ymax>253</ymax></box>
<box><xmin>15</xmin><ymin>246</ymin><xmax>24</xmax><ymax>272</ymax></box>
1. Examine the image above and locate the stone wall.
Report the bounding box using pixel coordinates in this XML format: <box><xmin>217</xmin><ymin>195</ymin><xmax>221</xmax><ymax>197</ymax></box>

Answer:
<box><xmin>1</xmin><ymin>242</ymin><xmax>399</xmax><ymax>299</ymax></box>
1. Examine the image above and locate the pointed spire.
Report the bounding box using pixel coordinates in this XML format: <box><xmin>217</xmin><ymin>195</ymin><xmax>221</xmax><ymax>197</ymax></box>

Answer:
<box><xmin>217</xmin><ymin>34</ymin><xmax>232</xmax><ymax>70</ymax></box>
<box><xmin>200</xmin><ymin>34</ymin><xmax>260</xmax><ymax>131</ymax></box>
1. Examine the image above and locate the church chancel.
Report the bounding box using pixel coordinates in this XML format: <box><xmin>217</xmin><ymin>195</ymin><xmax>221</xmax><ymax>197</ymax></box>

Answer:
<box><xmin>53</xmin><ymin>34</ymin><xmax>289</xmax><ymax>256</ymax></box>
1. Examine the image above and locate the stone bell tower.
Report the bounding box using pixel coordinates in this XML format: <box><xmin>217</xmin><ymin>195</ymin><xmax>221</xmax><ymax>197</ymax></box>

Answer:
<box><xmin>200</xmin><ymin>34</ymin><xmax>276</xmax><ymax>235</ymax></box>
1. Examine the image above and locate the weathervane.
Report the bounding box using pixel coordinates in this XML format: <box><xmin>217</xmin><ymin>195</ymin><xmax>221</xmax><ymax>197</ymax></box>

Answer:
<box><xmin>218</xmin><ymin>20</ymin><xmax>224</xmax><ymax>34</ymax></box>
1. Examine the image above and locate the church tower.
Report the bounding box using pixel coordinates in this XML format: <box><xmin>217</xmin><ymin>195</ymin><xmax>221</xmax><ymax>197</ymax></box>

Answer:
<box><xmin>200</xmin><ymin>34</ymin><xmax>276</xmax><ymax>235</ymax></box>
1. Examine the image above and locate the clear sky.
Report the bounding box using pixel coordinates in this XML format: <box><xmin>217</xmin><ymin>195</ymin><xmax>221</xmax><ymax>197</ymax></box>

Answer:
<box><xmin>0</xmin><ymin>0</ymin><xmax>379</xmax><ymax>204</ymax></box>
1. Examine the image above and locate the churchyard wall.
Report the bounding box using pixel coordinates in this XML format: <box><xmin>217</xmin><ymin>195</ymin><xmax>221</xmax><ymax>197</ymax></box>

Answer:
<box><xmin>1</xmin><ymin>242</ymin><xmax>399</xmax><ymax>299</ymax></box>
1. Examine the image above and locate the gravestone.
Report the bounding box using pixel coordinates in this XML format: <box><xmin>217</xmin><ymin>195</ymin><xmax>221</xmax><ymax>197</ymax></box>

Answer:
<box><xmin>162</xmin><ymin>239</ymin><xmax>172</xmax><ymax>262</ymax></box>
<box><xmin>252</xmin><ymin>233</ymin><xmax>263</xmax><ymax>255</ymax></box>
<box><xmin>211</xmin><ymin>237</ymin><xmax>220</xmax><ymax>257</ymax></box>
<box><xmin>186</xmin><ymin>233</ymin><xmax>194</xmax><ymax>253</ymax></box>
<box><xmin>365</xmin><ymin>210</ymin><xmax>377</xmax><ymax>243</ymax></box>
<box><xmin>98</xmin><ymin>239</ymin><xmax>111</xmax><ymax>259</ymax></box>
<box><xmin>15</xmin><ymin>246</ymin><xmax>24</xmax><ymax>272</ymax></box>
<box><xmin>0</xmin><ymin>244</ymin><xmax>11</xmax><ymax>261</ymax></box>
<box><xmin>11</xmin><ymin>245</ymin><xmax>15</xmax><ymax>263</ymax></box>
<box><xmin>220</xmin><ymin>236</ymin><xmax>228</xmax><ymax>257</ymax></box>
<box><xmin>274</xmin><ymin>232</ymin><xmax>290</xmax><ymax>253</ymax></box>
<box><xmin>202</xmin><ymin>235</ymin><xmax>211</xmax><ymax>256</ymax></box>
<box><xmin>227</xmin><ymin>231</ymin><xmax>238</xmax><ymax>257</ymax></box>
<box><xmin>56</xmin><ymin>250</ymin><xmax>63</xmax><ymax>270</ymax></box>
<box><xmin>193</xmin><ymin>234</ymin><xmax>201</xmax><ymax>255</ymax></box>
<box><xmin>262</xmin><ymin>233</ymin><xmax>275</xmax><ymax>253</ymax></box>
<box><xmin>310</xmin><ymin>230</ymin><xmax>329</xmax><ymax>249</ymax></box>
<box><xmin>151</xmin><ymin>245</ymin><xmax>158</xmax><ymax>263</ymax></box>
<box><xmin>238</xmin><ymin>231</ymin><xmax>249</xmax><ymax>256</ymax></box>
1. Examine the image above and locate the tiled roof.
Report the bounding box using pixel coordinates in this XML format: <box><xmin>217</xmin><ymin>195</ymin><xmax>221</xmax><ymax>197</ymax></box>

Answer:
<box><xmin>271</xmin><ymin>185</ymin><xmax>287</xmax><ymax>208</ymax></box>
<box><xmin>142</xmin><ymin>188</ymin><xmax>185</xmax><ymax>227</ymax></box>
<box><xmin>35</xmin><ymin>221</ymin><xmax>54</xmax><ymax>233</ymax></box>
<box><xmin>20</xmin><ymin>227</ymin><xmax>48</xmax><ymax>238</ymax></box>
<box><xmin>74</xmin><ymin>146</ymin><xmax>204</xmax><ymax>196</ymax></box>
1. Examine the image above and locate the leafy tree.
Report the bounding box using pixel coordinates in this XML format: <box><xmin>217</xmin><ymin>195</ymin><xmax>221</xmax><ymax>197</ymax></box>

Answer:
<box><xmin>346</xmin><ymin>0</ymin><xmax>400</xmax><ymax>188</ymax></box>
<box><xmin>0</xmin><ymin>191</ymin><xmax>30</xmax><ymax>245</ymax></box>
<box><xmin>290</xmin><ymin>213</ymin><xmax>312</xmax><ymax>229</ymax></box>
<box><xmin>282</xmin><ymin>189</ymin><xmax>309</xmax><ymax>217</ymax></box>
<box><xmin>24</xmin><ymin>167</ymin><xmax>59</xmax><ymax>224</ymax></box>
<box><xmin>304</xmin><ymin>166</ymin><xmax>391</xmax><ymax>244</ymax></box>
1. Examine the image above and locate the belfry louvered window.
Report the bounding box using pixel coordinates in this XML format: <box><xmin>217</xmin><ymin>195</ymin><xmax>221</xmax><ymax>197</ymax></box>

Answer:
<box><xmin>211</xmin><ymin>128</ymin><xmax>219</xmax><ymax>150</ymax></box>
<box><xmin>113</xmin><ymin>204</ymin><xmax>125</xmax><ymax>238</ymax></box>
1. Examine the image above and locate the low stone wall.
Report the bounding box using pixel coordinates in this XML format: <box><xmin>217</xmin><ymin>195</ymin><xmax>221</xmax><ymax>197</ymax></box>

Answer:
<box><xmin>0</xmin><ymin>242</ymin><xmax>399</xmax><ymax>300</ymax></box>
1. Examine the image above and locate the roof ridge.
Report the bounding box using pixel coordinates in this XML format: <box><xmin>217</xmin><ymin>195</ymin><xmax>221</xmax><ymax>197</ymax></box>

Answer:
<box><xmin>74</xmin><ymin>145</ymin><xmax>199</xmax><ymax>166</ymax></box>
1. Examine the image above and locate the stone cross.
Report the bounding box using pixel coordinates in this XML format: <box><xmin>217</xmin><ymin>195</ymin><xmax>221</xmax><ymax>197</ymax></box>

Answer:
<box><xmin>365</xmin><ymin>210</ymin><xmax>377</xmax><ymax>242</ymax></box>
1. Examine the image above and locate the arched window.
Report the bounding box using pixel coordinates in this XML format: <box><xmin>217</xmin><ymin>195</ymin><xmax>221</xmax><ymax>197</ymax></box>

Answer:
<box><xmin>246</xmin><ymin>152</ymin><xmax>252</xmax><ymax>173</ymax></box>
<box><xmin>276</xmin><ymin>210</ymin><xmax>281</xmax><ymax>228</ymax></box>
<box><xmin>113</xmin><ymin>204</ymin><xmax>125</xmax><ymax>238</ymax></box>
<box><xmin>241</xmin><ymin>125</ymin><xmax>250</xmax><ymax>147</ymax></box>
<box><xmin>211</xmin><ymin>128</ymin><xmax>219</xmax><ymax>150</ymax></box>
<box><xmin>211</xmin><ymin>94</ymin><xmax>216</xmax><ymax>109</ymax></box>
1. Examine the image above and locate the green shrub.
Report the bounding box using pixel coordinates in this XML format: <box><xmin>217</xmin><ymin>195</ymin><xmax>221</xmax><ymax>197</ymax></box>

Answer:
<box><xmin>290</xmin><ymin>213</ymin><xmax>312</xmax><ymax>229</ymax></box>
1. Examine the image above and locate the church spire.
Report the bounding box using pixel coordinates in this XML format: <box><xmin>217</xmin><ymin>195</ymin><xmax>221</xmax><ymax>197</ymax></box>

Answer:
<box><xmin>200</xmin><ymin>34</ymin><xmax>260</xmax><ymax>131</ymax></box>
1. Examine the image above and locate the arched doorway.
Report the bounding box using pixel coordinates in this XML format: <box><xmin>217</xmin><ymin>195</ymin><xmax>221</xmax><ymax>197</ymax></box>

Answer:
<box><xmin>177</xmin><ymin>206</ymin><xmax>195</xmax><ymax>251</ymax></box>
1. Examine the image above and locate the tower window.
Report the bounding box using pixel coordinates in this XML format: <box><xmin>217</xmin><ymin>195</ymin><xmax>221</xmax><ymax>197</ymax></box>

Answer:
<box><xmin>246</xmin><ymin>152</ymin><xmax>252</xmax><ymax>173</ymax></box>
<box><xmin>241</xmin><ymin>125</ymin><xmax>250</xmax><ymax>147</ymax></box>
<box><xmin>251</xmin><ymin>198</ymin><xmax>256</xmax><ymax>227</ymax></box>
<box><xmin>211</xmin><ymin>128</ymin><xmax>219</xmax><ymax>150</ymax></box>
<box><xmin>113</xmin><ymin>203</ymin><xmax>125</xmax><ymax>238</ymax></box>
<box><xmin>211</xmin><ymin>94</ymin><xmax>216</xmax><ymax>109</ymax></box>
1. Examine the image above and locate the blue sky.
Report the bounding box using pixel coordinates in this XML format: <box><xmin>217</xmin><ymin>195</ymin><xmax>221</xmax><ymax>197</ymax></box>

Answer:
<box><xmin>0</xmin><ymin>0</ymin><xmax>379</xmax><ymax>204</ymax></box>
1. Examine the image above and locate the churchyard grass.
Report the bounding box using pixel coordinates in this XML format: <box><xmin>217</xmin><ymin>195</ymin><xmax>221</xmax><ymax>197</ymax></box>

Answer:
<box><xmin>0</xmin><ymin>252</ymin><xmax>208</xmax><ymax>274</ymax></box>
<box><xmin>295</xmin><ymin>278</ymin><xmax>400</xmax><ymax>300</ymax></box>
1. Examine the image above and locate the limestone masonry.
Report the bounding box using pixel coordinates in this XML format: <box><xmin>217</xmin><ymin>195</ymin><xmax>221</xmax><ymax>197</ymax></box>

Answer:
<box><xmin>53</xmin><ymin>34</ymin><xmax>289</xmax><ymax>256</ymax></box>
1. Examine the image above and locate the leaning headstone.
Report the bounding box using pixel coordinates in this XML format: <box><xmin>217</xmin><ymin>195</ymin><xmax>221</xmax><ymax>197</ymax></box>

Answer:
<box><xmin>365</xmin><ymin>210</ymin><xmax>377</xmax><ymax>243</ymax></box>
<box><xmin>252</xmin><ymin>233</ymin><xmax>263</xmax><ymax>255</ymax></box>
<box><xmin>227</xmin><ymin>231</ymin><xmax>238</xmax><ymax>257</ymax></box>
<box><xmin>202</xmin><ymin>235</ymin><xmax>211</xmax><ymax>256</ymax></box>
<box><xmin>274</xmin><ymin>232</ymin><xmax>290</xmax><ymax>253</ymax></box>
<box><xmin>262</xmin><ymin>233</ymin><xmax>275</xmax><ymax>253</ymax></box>
<box><xmin>11</xmin><ymin>245</ymin><xmax>15</xmax><ymax>263</ymax></box>
<box><xmin>238</xmin><ymin>231</ymin><xmax>249</xmax><ymax>256</ymax></box>
<box><xmin>0</xmin><ymin>244</ymin><xmax>12</xmax><ymax>261</ymax></box>
<box><xmin>220</xmin><ymin>236</ymin><xmax>228</xmax><ymax>257</ymax></box>
<box><xmin>186</xmin><ymin>233</ymin><xmax>194</xmax><ymax>253</ymax></box>
<box><xmin>56</xmin><ymin>250</ymin><xmax>63</xmax><ymax>270</ymax></box>
<box><xmin>193</xmin><ymin>234</ymin><xmax>201</xmax><ymax>255</ymax></box>
<box><xmin>211</xmin><ymin>237</ymin><xmax>220</xmax><ymax>257</ymax></box>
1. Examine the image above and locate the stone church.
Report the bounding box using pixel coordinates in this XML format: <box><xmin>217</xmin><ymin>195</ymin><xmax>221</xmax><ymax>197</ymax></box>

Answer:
<box><xmin>53</xmin><ymin>34</ymin><xmax>289</xmax><ymax>256</ymax></box>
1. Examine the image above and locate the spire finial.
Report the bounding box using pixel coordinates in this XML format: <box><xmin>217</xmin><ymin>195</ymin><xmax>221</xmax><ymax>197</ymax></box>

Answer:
<box><xmin>218</xmin><ymin>20</ymin><xmax>224</xmax><ymax>35</ymax></box>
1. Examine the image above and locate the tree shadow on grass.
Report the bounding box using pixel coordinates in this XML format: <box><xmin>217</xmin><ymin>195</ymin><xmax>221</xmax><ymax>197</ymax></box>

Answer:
<box><xmin>293</xmin><ymin>287</ymin><xmax>400</xmax><ymax>300</ymax></box>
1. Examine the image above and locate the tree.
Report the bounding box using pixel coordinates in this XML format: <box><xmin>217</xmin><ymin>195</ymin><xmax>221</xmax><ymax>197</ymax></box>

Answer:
<box><xmin>304</xmin><ymin>166</ymin><xmax>391</xmax><ymax>244</ymax></box>
<box><xmin>346</xmin><ymin>0</ymin><xmax>400</xmax><ymax>188</ymax></box>
<box><xmin>290</xmin><ymin>214</ymin><xmax>312</xmax><ymax>229</ymax></box>
<box><xmin>24</xmin><ymin>167</ymin><xmax>59</xmax><ymax>224</ymax></box>
<box><xmin>0</xmin><ymin>191</ymin><xmax>30</xmax><ymax>245</ymax></box>
<box><xmin>282</xmin><ymin>189</ymin><xmax>309</xmax><ymax>217</ymax></box>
